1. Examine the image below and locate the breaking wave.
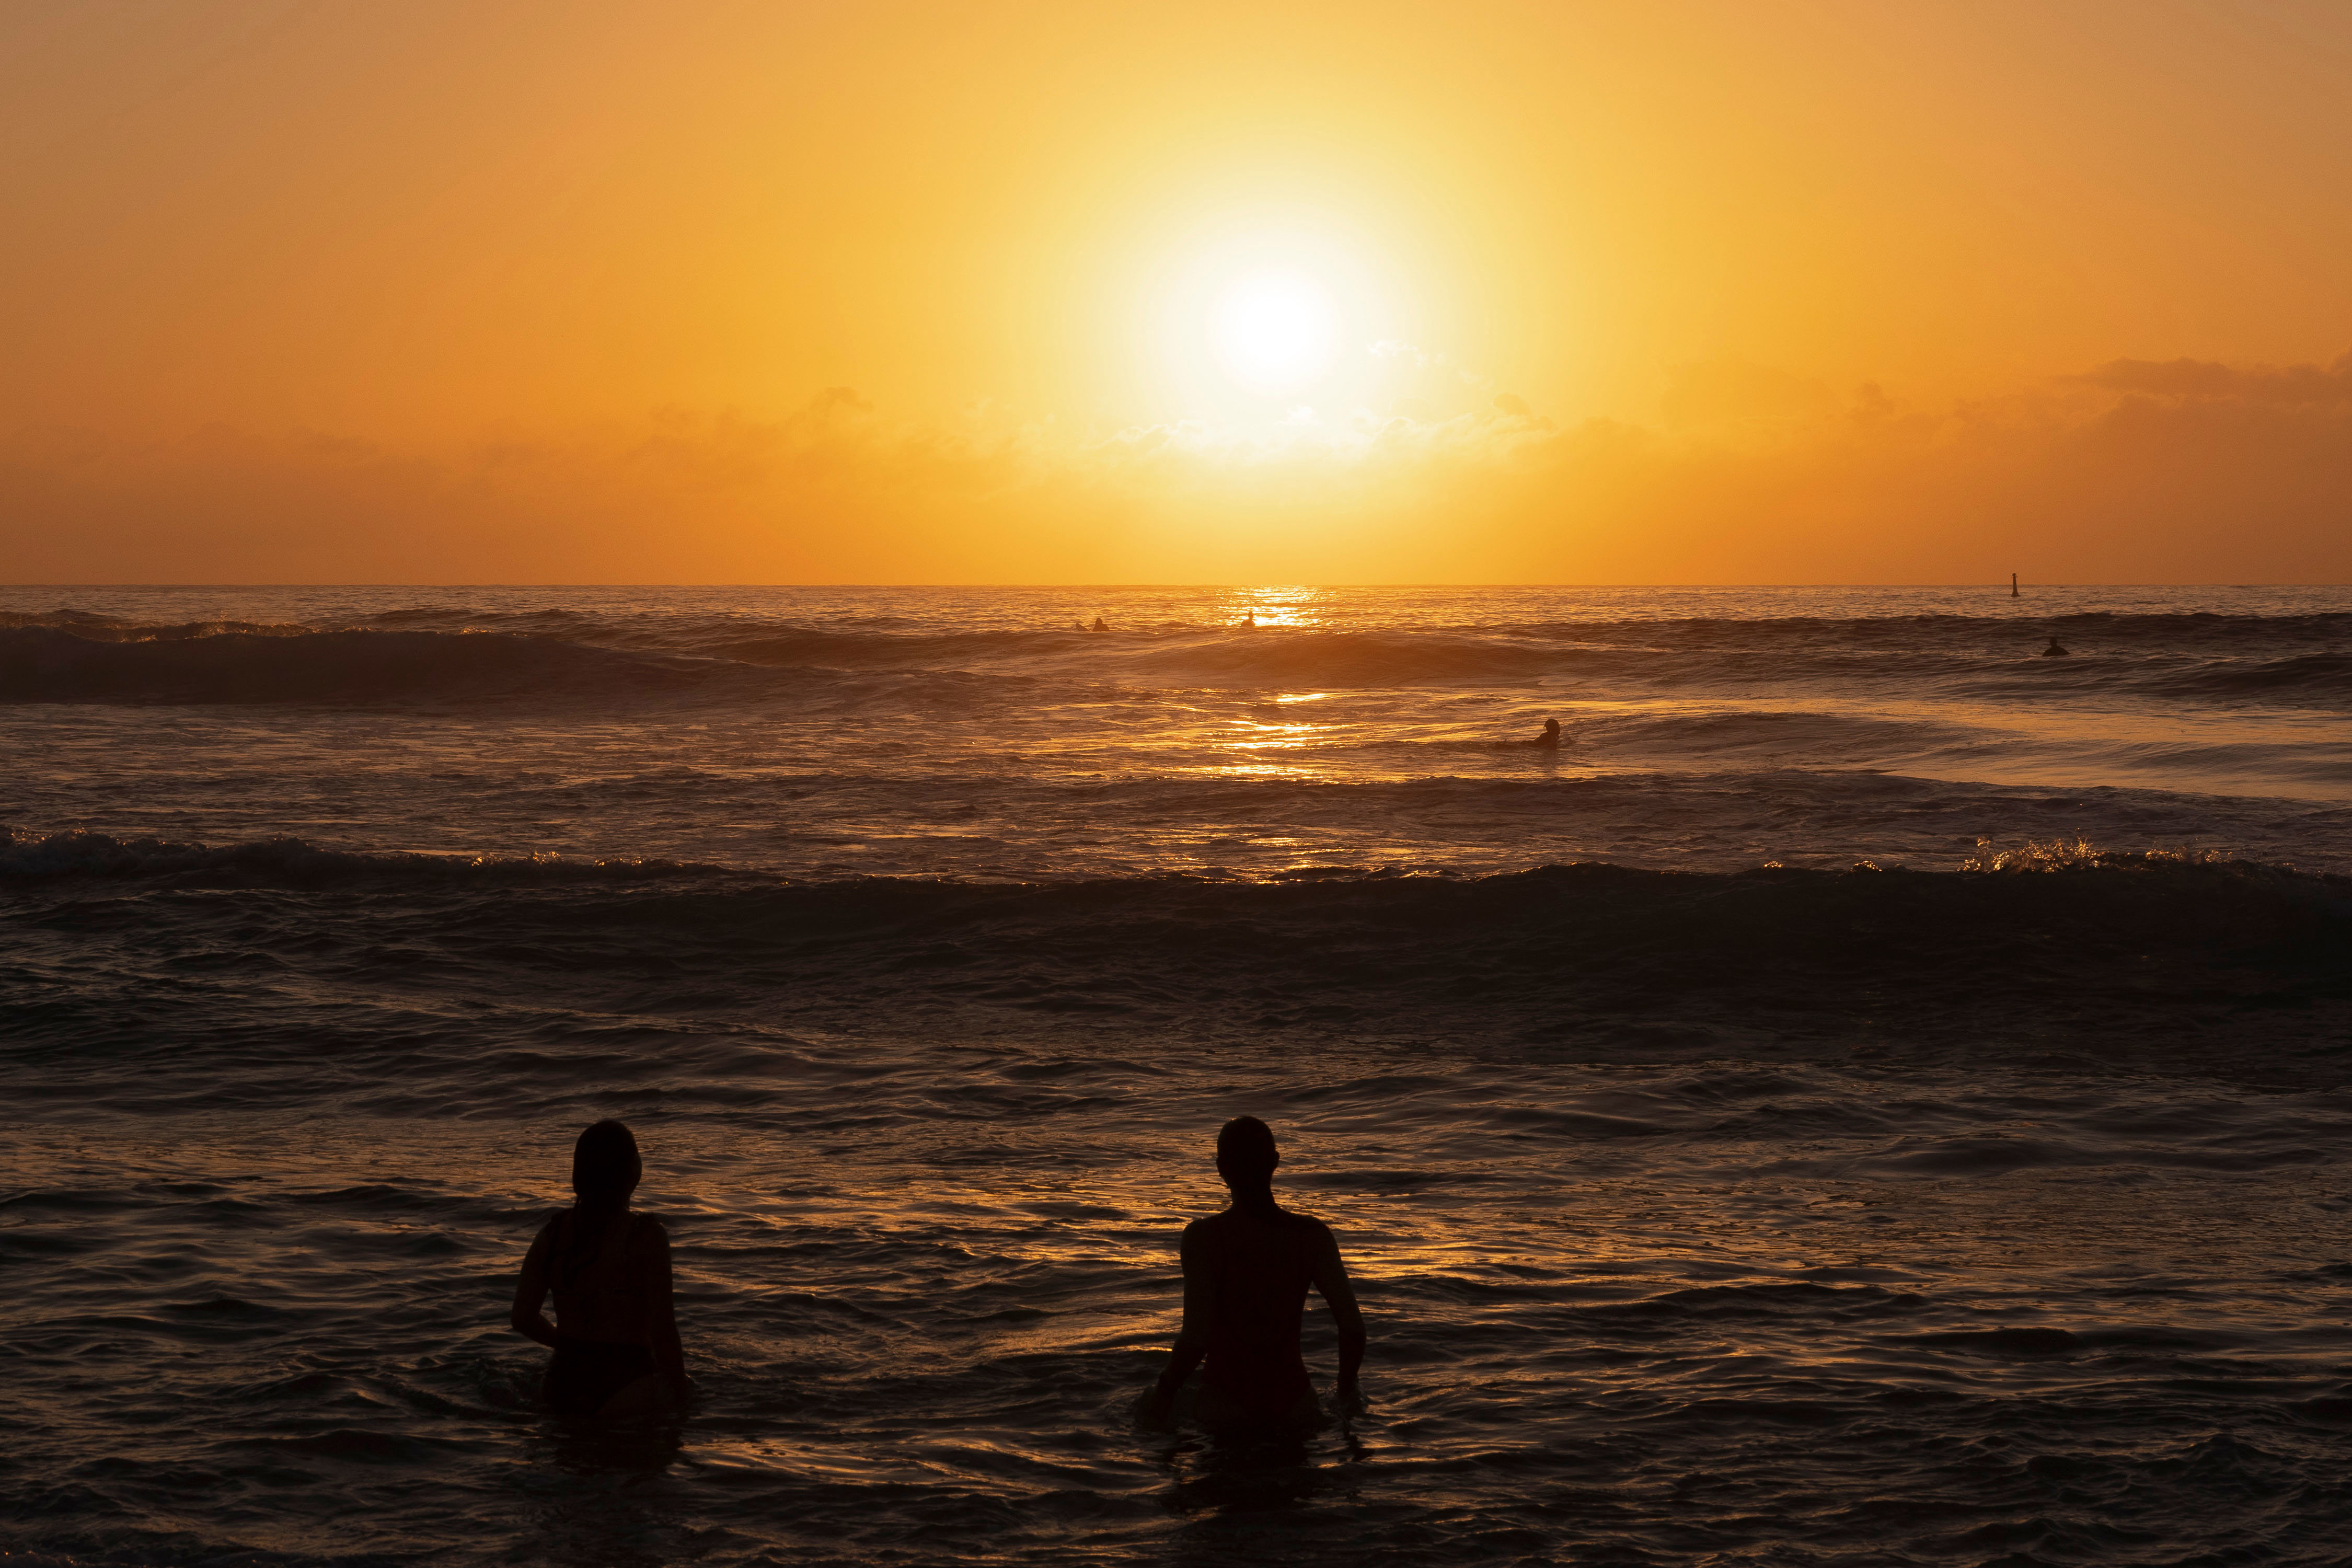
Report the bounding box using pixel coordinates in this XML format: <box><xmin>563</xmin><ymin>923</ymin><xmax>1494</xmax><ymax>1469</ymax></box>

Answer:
<box><xmin>3</xmin><ymin>605</ymin><xmax>2347</xmax><ymax>708</ymax></box>
<box><xmin>8</xmin><ymin>823</ymin><xmax>2344</xmax><ymax>951</ymax></box>
<box><xmin>0</xmin><ymin>826</ymin><xmax>726</xmax><ymax>886</ymax></box>
<box><xmin>0</xmin><ymin>626</ymin><xmax>729</xmax><ymax>705</ymax></box>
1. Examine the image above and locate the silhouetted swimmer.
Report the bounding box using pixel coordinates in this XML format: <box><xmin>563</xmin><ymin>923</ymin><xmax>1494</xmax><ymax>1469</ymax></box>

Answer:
<box><xmin>1137</xmin><ymin>1116</ymin><xmax>1365</xmax><ymax>1433</ymax></box>
<box><xmin>1535</xmin><ymin>718</ymin><xmax>1562</xmax><ymax>748</ymax></box>
<box><xmin>511</xmin><ymin>1121</ymin><xmax>688</xmax><ymax>1419</ymax></box>
<box><xmin>1239</xmin><ymin>612</ymin><xmax>1257</xmax><ymax>629</ymax></box>
<box><xmin>2042</xmin><ymin>637</ymin><xmax>2070</xmax><ymax>657</ymax></box>
<box><xmin>1092</xmin><ymin>616</ymin><xmax>1109</xmax><ymax>633</ymax></box>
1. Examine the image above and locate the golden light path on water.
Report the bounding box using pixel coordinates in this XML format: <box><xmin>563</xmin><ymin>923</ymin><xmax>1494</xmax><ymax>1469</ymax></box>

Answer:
<box><xmin>1069</xmin><ymin>583</ymin><xmax>2352</xmax><ymax>801</ymax></box>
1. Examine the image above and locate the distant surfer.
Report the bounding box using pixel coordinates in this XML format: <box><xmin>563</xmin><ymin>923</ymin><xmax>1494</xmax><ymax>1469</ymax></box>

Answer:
<box><xmin>1240</xmin><ymin>612</ymin><xmax>1257</xmax><ymax>629</ymax></box>
<box><xmin>1534</xmin><ymin>718</ymin><xmax>1562</xmax><ymax>749</ymax></box>
<box><xmin>1091</xmin><ymin>616</ymin><xmax>1109</xmax><ymax>633</ymax></box>
<box><xmin>1137</xmin><ymin>1117</ymin><xmax>1365</xmax><ymax>1432</ymax></box>
<box><xmin>510</xmin><ymin>1121</ymin><xmax>689</xmax><ymax>1419</ymax></box>
<box><xmin>2041</xmin><ymin>637</ymin><xmax>2069</xmax><ymax>657</ymax></box>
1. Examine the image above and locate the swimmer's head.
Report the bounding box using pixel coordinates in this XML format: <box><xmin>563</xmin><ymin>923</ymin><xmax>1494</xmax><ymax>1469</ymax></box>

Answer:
<box><xmin>571</xmin><ymin>1120</ymin><xmax>642</xmax><ymax>1209</ymax></box>
<box><xmin>1216</xmin><ymin>1115</ymin><xmax>1280</xmax><ymax>1184</ymax></box>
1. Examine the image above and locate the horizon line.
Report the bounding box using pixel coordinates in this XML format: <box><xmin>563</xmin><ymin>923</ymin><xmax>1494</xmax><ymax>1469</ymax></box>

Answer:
<box><xmin>5</xmin><ymin>582</ymin><xmax>2345</xmax><ymax>592</ymax></box>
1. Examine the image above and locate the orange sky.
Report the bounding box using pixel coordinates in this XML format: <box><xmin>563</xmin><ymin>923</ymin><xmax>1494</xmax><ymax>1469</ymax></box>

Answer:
<box><xmin>5</xmin><ymin>0</ymin><xmax>2350</xmax><ymax>582</ymax></box>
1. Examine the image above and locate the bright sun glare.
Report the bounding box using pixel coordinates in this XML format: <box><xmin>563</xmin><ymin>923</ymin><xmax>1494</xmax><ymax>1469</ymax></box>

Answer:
<box><xmin>1139</xmin><ymin>216</ymin><xmax>1401</xmax><ymax>419</ymax></box>
<box><xmin>1208</xmin><ymin>272</ymin><xmax>1341</xmax><ymax>394</ymax></box>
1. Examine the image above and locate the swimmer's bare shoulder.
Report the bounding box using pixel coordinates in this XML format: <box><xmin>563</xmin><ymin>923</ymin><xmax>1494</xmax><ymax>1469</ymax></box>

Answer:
<box><xmin>1294</xmin><ymin>1211</ymin><xmax>1345</xmax><ymax>1268</ymax></box>
<box><xmin>1178</xmin><ymin>1210</ymin><xmax>1225</xmax><ymax>1258</ymax></box>
<box><xmin>1286</xmin><ymin>1212</ymin><xmax>1354</xmax><ymax>1293</ymax></box>
<box><xmin>521</xmin><ymin>1209</ymin><xmax>563</xmax><ymax>1277</ymax></box>
<box><xmin>622</xmin><ymin>1212</ymin><xmax>673</xmax><ymax>1274</ymax></box>
<box><xmin>1178</xmin><ymin>1210</ymin><xmax>1257</xmax><ymax>1286</ymax></box>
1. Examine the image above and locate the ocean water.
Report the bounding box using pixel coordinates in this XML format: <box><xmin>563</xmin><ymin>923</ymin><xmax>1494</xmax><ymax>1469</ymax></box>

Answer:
<box><xmin>5</xmin><ymin>584</ymin><xmax>2352</xmax><ymax>1566</ymax></box>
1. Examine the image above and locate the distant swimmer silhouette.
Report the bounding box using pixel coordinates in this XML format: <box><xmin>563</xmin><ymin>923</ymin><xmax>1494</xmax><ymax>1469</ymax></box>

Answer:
<box><xmin>1137</xmin><ymin>1116</ymin><xmax>1365</xmax><ymax>1433</ymax></box>
<box><xmin>1534</xmin><ymin>718</ymin><xmax>1562</xmax><ymax>749</ymax></box>
<box><xmin>1239</xmin><ymin>612</ymin><xmax>1257</xmax><ymax>629</ymax></box>
<box><xmin>1091</xmin><ymin>616</ymin><xmax>1109</xmax><ymax>633</ymax></box>
<box><xmin>2041</xmin><ymin>638</ymin><xmax>2070</xmax><ymax>657</ymax></box>
<box><xmin>511</xmin><ymin>1121</ymin><xmax>689</xmax><ymax>1419</ymax></box>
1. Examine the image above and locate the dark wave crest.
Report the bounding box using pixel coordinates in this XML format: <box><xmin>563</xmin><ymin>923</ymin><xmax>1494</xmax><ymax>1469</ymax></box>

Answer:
<box><xmin>8</xmin><ymin>828</ymin><xmax>2346</xmax><ymax>1067</ymax></box>
<box><xmin>0</xmin><ymin>608</ymin><xmax>319</xmax><ymax>641</ymax></box>
<box><xmin>8</xmin><ymin>605</ymin><xmax>2348</xmax><ymax>709</ymax></box>
<box><xmin>0</xmin><ymin>627</ymin><xmax>723</xmax><ymax>705</ymax></box>
<box><xmin>2155</xmin><ymin>652</ymin><xmax>2352</xmax><ymax>700</ymax></box>
<box><xmin>0</xmin><ymin>826</ymin><xmax>726</xmax><ymax>886</ymax></box>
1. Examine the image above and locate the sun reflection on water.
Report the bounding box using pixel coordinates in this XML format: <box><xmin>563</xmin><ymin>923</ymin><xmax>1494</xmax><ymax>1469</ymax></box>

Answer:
<box><xmin>1184</xmin><ymin>760</ymin><xmax>1319</xmax><ymax>779</ymax></box>
<box><xmin>1227</xmin><ymin>587</ymin><xmax>1329</xmax><ymax>628</ymax></box>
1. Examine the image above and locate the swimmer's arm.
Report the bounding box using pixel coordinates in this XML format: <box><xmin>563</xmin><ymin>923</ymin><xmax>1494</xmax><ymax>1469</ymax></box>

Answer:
<box><xmin>1143</xmin><ymin>1223</ymin><xmax>1216</xmax><ymax>1417</ymax></box>
<box><xmin>1308</xmin><ymin>1224</ymin><xmax>1366</xmax><ymax>1403</ymax></box>
<box><xmin>509</xmin><ymin>1216</ymin><xmax>560</xmax><ymax>1348</ymax></box>
<box><xmin>638</xmin><ymin>1220</ymin><xmax>690</xmax><ymax>1393</ymax></box>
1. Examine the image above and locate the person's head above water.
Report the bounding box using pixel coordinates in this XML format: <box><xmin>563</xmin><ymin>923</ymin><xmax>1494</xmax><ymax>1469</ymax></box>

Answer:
<box><xmin>1216</xmin><ymin>1115</ymin><xmax>1281</xmax><ymax>1190</ymax></box>
<box><xmin>571</xmin><ymin>1120</ymin><xmax>642</xmax><ymax>1212</ymax></box>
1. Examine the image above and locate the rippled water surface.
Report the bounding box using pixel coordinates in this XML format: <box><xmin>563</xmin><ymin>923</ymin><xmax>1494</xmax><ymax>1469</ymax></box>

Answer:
<box><xmin>5</xmin><ymin>585</ymin><xmax>2351</xmax><ymax>1565</ymax></box>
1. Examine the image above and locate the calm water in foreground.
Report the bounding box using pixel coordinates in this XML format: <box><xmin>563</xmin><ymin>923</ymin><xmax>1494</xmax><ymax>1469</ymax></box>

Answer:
<box><xmin>4</xmin><ymin>585</ymin><xmax>2351</xmax><ymax>1566</ymax></box>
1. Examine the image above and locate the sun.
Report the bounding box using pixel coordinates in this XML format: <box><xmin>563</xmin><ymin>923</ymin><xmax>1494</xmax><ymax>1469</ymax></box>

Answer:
<box><xmin>1129</xmin><ymin>209</ymin><xmax>1412</xmax><ymax>420</ymax></box>
<box><xmin>1208</xmin><ymin>272</ymin><xmax>1342</xmax><ymax>395</ymax></box>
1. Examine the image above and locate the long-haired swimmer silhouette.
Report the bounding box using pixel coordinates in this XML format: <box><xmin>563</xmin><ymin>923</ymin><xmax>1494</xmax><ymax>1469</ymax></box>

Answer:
<box><xmin>1535</xmin><ymin>718</ymin><xmax>1561</xmax><ymax>748</ymax></box>
<box><xmin>510</xmin><ymin>1121</ymin><xmax>689</xmax><ymax>1419</ymax></box>
<box><xmin>1137</xmin><ymin>1116</ymin><xmax>1365</xmax><ymax>1433</ymax></box>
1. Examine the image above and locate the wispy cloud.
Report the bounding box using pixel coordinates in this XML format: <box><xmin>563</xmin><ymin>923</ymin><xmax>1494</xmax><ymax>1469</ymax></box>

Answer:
<box><xmin>2073</xmin><ymin>353</ymin><xmax>2352</xmax><ymax>405</ymax></box>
